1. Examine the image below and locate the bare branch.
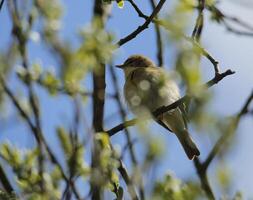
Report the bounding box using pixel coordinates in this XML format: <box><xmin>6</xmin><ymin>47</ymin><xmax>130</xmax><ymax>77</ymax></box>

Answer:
<box><xmin>205</xmin><ymin>69</ymin><xmax>235</xmax><ymax>87</ymax></box>
<box><xmin>117</xmin><ymin>0</ymin><xmax>167</xmax><ymax>46</ymax></box>
<box><xmin>192</xmin><ymin>0</ymin><xmax>205</xmax><ymax>41</ymax></box>
<box><xmin>91</xmin><ymin>1</ymin><xmax>108</xmax><ymax>198</ymax></box>
<box><xmin>117</xmin><ymin>160</ymin><xmax>139</xmax><ymax>200</ymax></box>
<box><xmin>126</xmin><ymin>1</ymin><xmax>220</xmax><ymax>74</ymax></box>
<box><xmin>194</xmin><ymin>158</ymin><xmax>215</xmax><ymax>199</ymax></box>
<box><xmin>223</xmin><ymin>21</ymin><xmax>253</xmax><ymax>37</ymax></box>
<box><xmin>0</xmin><ymin>0</ymin><xmax>4</xmax><ymax>11</ymax></box>
<box><xmin>149</xmin><ymin>0</ymin><xmax>164</xmax><ymax>66</ymax></box>
<box><xmin>206</xmin><ymin>5</ymin><xmax>253</xmax><ymax>36</ymax></box>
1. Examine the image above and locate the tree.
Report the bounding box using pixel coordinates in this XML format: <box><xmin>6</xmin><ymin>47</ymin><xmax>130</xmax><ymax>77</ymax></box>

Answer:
<box><xmin>0</xmin><ymin>0</ymin><xmax>252</xmax><ymax>199</ymax></box>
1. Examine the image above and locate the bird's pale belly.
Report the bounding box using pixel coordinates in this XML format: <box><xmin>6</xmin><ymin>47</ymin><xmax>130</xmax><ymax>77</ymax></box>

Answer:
<box><xmin>124</xmin><ymin>83</ymin><xmax>178</xmax><ymax>115</ymax></box>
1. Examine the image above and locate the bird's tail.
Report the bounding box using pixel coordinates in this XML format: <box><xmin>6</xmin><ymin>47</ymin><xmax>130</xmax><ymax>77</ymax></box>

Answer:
<box><xmin>176</xmin><ymin>129</ymin><xmax>200</xmax><ymax>160</ymax></box>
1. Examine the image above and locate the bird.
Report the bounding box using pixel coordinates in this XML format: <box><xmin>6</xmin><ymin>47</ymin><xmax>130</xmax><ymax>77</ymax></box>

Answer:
<box><xmin>116</xmin><ymin>55</ymin><xmax>200</xmax><ymax>160</ymax></box>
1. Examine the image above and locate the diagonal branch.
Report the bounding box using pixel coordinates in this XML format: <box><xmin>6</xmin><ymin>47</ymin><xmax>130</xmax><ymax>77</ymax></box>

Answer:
<box><xmin>107</xmin><ymin>69</ymin><xmax>235</xmax><ymax>137</ymax></box>
<box><xmin>0</xmin><ymin>163</ymin><xmax>14</xmax><ymax>194</ymax></box>
<box><xmin>192</xmin><ymin>0</ymin><xmax>205</xmax><ymax>41</ymax></box>
<box><xmin>206</xmin><ymin>5</ymin><xmax>253</xmax><ymax>37</ymax></box>
<box><xmin>202</xmin><ymin>90</ymin><xmax>253</xmax><ymax>171</ymax></box>
<box><xmin>194</xmin><ymin>158</ymin><xmax>214</xmax><ymax>199</ymax></box>
<box><xmin>117</xmin><ymin>0</ymin><xmax>167</xmax><ymax>46</ymax></box>
<box><xmin>0</xmin><ymin>0</ymin><xmax>5</xmax><ymax>11</ymax></box>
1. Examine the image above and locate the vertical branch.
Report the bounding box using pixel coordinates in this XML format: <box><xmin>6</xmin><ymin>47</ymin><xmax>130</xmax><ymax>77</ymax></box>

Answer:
<box><xmin>191</xmin><ymin>1</ymin><xmax>215</xmax><ymax>199</ymax></box>
<box><xmin>91</xmin><ymin>1</ymin><xmax>110</xmax><ymax>199</ymax></box>
<box><xmin>149</xmin><ymin>0</ymin><xmax>164</xmax><ymax>66</ymax></box>
<box><xmin>92</xmin><ymin>0</ymin><xmax>109</xmax><ymax>132</ymax></box>
<box><xmin>192</xmin><ymin>0</ymin><xmax>205</xmax><ymax>41</ymax></box>
<box><xmin>92</xmin><ymin>2</ymin><xmax>139</xmax><ymax>200</ymax></box>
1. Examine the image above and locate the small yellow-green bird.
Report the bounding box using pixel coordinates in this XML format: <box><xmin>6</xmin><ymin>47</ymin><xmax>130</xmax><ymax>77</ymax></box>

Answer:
<box><xmin>116</xmin><ymin>55</ymin><xmax>200</xmax><ymax>160</ymax></box>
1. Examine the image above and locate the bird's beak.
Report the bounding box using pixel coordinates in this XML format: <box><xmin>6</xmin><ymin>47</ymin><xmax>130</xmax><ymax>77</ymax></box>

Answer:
<box><xmin>115</xmin><ymin>64</ymin><xmax>125</xmax><ymax>69</ymax></box>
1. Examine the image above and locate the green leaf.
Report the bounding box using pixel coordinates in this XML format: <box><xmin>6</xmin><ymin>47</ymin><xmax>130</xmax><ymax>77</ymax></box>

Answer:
<box><xmin>41</xmin><ymin>71</ymin><xmax>60</xmax><ymax>95</ymax></box>
<box><xmin>0</xmin><ymin>191</ymin><xmax>17</xmax><ymax>200</ymax></box>
<box><xmin>0</xmin><ymin>143</ymin><xmax>21</xmax><ymax>167</ymax></box>
<box><xmin>117</xmin><ymin>0</ymin><xmax>124</xmax><ymax>8</ymax></box>
<box><xmin>56</xmin><ymin>127</ymin><xmax>72</xmax><ymax>157</ymax></box>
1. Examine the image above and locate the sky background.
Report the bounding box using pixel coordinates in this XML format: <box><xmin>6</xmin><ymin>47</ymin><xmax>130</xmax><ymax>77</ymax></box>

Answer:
<box><xmin>0</xmin><ymin>0</ymin><xmax>253</xmax><ymax>199</ymax></box>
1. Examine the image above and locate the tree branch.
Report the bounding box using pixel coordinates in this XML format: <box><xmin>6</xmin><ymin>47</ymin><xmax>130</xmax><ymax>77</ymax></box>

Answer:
<box><xmin>107</xmin><ymin>69</ymin><xmax>234</xmax><ymax>136</ymax></box>
<box><xmin>149</xmin><ymin>0</ymin><xmax>164</xmax><ymax>66</ymax></box>
<box><xmin>202</xmin><ymin>90</ymin><xmax>253</xmax><ymax>171</ymax></box>
<box><xmin>126</xmin><ymin>1</ymin><xmax>220</xmax><ymax>74</ymax></box>
<box><xmin>206</xmin><ymin>5</ymin><xmax>253</xmax><ymax>37</ymax></box>
<box><xmin>192</xmin><ymin>0</ymin><xmax>205</xmax><ymax>41</ymax></box>
<box><xmin>0</xmin><ymin>0</ymin><xmax>4</xmax><ymax>11</ymax></box>
<box><xmin>0</xmin><ymin>163</ymin><xmax>14</xmax><ymax>194</ymax></box>
<box><xmin>194</xmin><ymin>158</ymin><xmax>215</xmax><ymax>199</ymax></box>
<box><xmin>117</xmin><ymin>160</ymin><xmax>139</xmax><ymax>200</ymax></box>
<box><xmin>117</xmin><ymin>0</ymin><xmax>167</xmax><ymax>46</ymax></box>
<box><xmin>91</xmin><ymin>2</ymin><xmax>107</xmax><ymax>199</ymax></box>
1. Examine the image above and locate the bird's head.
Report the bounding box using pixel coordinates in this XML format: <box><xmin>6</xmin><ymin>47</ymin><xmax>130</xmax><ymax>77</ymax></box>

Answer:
<box><xmin>116</xmin><ymin>55</ymin><xmax>155</xmax><ymax>70</ymax></box>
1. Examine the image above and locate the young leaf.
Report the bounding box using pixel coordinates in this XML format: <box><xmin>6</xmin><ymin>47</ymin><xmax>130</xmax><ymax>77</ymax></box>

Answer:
<box><xmin>116</xmin><ymin>0</ymin><xmax>124</xmax><ymax>8</ymax></box>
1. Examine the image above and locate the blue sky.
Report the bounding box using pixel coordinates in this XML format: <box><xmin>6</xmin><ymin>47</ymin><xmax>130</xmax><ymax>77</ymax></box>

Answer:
<box><xmin>0</xmin><ymin>0</ymin><xmax>253</xmax><ymax>199</ymax></box>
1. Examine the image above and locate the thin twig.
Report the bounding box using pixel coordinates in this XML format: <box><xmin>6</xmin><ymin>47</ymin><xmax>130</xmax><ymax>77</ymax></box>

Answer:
<box><xmin>117</xmin><ymin>160</ymin><xmax>139</xmax><ymax>200</ymax></box>
<box><xmin>149</xmin><ymin>0</ymin><xmax>164</xmax><ymax>66</ymax></box>
<box><xmin>223</xmin><ymin>21</ymin><xmax>253</xmax><ymax>37</ymax></box>
<box><xmin>192</xmin><ymin>0</ymin><xmax>205</xmax><ymax>41</ymax></box>
<box><xmin>202</xmin><ymin>5</ymin><xmax>253</xmax><ymax>37</ymax></box>
<box><xmin>0</xmin><ymin>0</ymin><xmax>5</xmax><ymax>11</ymax></box>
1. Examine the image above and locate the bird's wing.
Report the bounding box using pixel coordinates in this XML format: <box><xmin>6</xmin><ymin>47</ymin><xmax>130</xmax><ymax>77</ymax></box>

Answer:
<box><xmin>179</xmin><ymin>102</ymin><xmax>189</xmax><ymax>128</ymax></box>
